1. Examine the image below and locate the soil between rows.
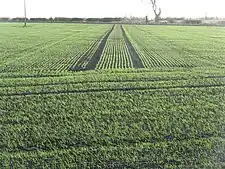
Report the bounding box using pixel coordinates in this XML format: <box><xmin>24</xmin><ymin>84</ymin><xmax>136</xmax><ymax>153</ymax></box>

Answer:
<box><xmin>70</xmin><ymin>24</ymin><xmax>146</xmax><ymax>71</ymax></box>
<box><xmin>84</xmin><ymin>25</ymin><xmax>115</xmax><ymax>70</ymax></box>
<box><xmin>121</xmin><ymin>25</ymin><xmax>144</xmax><ymax>68</ymax></box>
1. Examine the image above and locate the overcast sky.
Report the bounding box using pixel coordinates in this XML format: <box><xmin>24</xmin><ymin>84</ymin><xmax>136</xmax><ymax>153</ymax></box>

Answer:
<box><xmin>0</xmin><ymin>0</ymin><xmax>224</xmax><ymax>19</ymax></box>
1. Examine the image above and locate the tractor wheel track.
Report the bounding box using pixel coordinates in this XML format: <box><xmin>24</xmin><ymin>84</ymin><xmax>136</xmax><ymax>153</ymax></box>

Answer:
<box><xmin>84</xmin><ymin>25</ymin><xmax>115</xmax><ymax>70</ymax></box>
<box><xmin>121</xmin><ymin>25</ymin><xmax>144</xmax><ymax>68</ymax></box>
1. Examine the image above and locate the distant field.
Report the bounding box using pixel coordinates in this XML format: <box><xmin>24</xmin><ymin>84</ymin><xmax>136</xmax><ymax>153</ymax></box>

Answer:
<box><xmin>1</xmin><ymin>23</ymin><xmax>225</xmax><ymax>73</ymax></box>
<box><xmin>0</xmin><ymin>23</ymin><xmax>225</xmax><ymax>168</ymax></box>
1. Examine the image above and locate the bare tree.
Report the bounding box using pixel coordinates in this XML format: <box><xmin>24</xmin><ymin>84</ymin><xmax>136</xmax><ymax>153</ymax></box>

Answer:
<box><xmin>150</xmin><ymin>0</ymin><xmax>161</xmax><ymax>22</ymax></box>
<box><xmin>23</xmin><ymin>0</ymin><xmax>27</xmax><ymax>27</ymax></box>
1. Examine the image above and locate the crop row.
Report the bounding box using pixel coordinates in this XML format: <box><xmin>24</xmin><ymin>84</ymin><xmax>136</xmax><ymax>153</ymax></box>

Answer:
<box><xmin>97</xmin><ymin>25</ymin><xmax>133</xmax><ymax>69</ymax></box>
<box><xmin>1</xmin><ymin>65</ymin><xmax>225</xmax><ymax>79</ymax></box>
<box><xmin>124</xmin><ymin>26</ymin><xmax>193</xmax><ymax>68</ymax></box>
<box><xmin>130</xmin><ymin>25</ymin><xmax>225</xmax><ymax>68</ymax></box>
<box><xmin>1</xmin><ymin>24</ymin><xmax>225</xmax><ymax>168</ymax></box>
<box><xmin>1</xmin><ymin>138</ymin><xmax>224</xmax><ymax>168</ymax></box>
<box><xmin>0</xmin><ymin>24</ymin><xmax>111</xmax><ymax>73</ymax></box>
<box><xmin>1</xmin><ymin>88</ymin><xmax>224</xmax><ymax>142</ymax></box>
<box><xmin>97</xmin><ymin>39</ymin><xmax>133</xmax><ymax>69</ymax></box>
<box><xmin>1</xmin><ymin>75</ymin><xmax>225</xmax><ymax>96</ymax></box>
<box><xmin>1</xmin><ymin>24</ymin><xmax>225</xmax><ymax>73</ymax></box>
<box><xmin>1</xmin><ymin>68</ymin><xmax>225</xmax><ymax>89</ymax></box>
<box><xmin>1</xmin><ymin>90</ymin><xmax>224</xmax><ymax>167</ymax></box>
<box><xmin>0</xmin><ymin>83</ymin><xmax>224</xmax><ymax>167</ymax></box>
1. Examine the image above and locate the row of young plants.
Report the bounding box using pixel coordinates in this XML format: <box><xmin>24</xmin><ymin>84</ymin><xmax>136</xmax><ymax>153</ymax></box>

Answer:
<box><xmin>1</xmin><ymin>138</ymin><xmax>224</xmax><ymax>168</ymax></box>
<box><xmin>0</xmin><ymin>65</ymin><xmax>224</xmax><ymax>79</ymax></box>
<box><xmin>1</xmin><ymin>67</ymin><xmax>225</xmax><ymax>96</ymax></box>
<box><xmin>0</xmin><ymin>24</ymin><xmax>111</xmax><ymax>73</ymax></box>
<box><xmin>0</xmin><ymin>78</ymin><xmax>224</xmax><ymax>167</ymax></box>
<box><xmin>0</xmin><ymin>70</ymin><xmax>216</xmax><ymax>87</ymax></box>
<box><xmin>1</xmin><ymin>75</ymin><xmax>225</xmax><ymax>96</ymax></box>
<box><xmin>1</xmin><ymin>23</ymin><xmax>225</xmax><ymax>168</ymax></box>
<box><xmin>34</xmin><ymin>25</ymin><xmax>111</xmax><ymax>72</ymax></box>
<box><xmin>1</xmin><ymin>24</ymin><xmax>225</xmax><ymax>73</ymax></box>
<box><xmin>127</xmin><ymin>25</ymin><xmax>225</xmax><ymax>69</ymax></box>
<box><xmin>124</xmin><ymin>26</ymin><xmax>194</xmax><ymax>68</ymax></box>
<box><xmin>149</xmin><ymin>25</ymin><xmax>225</xmax><ymax>68</ymax></box>
<box><xmin>97</xmin><ymin>25</ymin><xmax>134</xmax><ymax>69</ymax></box>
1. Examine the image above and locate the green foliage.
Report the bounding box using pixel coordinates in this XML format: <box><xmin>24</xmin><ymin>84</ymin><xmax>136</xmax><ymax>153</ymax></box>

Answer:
<box><xmin>0</xmin><ymin>23</ymin><xmax>224</xmax><ymax>168</ymax></box>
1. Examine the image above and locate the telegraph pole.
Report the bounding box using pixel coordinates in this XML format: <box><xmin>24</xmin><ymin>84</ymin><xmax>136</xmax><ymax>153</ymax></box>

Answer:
<box><xmin>24</xmin><ymin>0</ymin><xmax>27</xmax><ymax>27</ymax></box>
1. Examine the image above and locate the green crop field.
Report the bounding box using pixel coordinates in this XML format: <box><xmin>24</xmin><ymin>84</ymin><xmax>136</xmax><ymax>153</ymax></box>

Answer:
<box><xmin>0</xmin><ymin>23</ymin><xmax>225</xmax><ymax>168</ymax></box>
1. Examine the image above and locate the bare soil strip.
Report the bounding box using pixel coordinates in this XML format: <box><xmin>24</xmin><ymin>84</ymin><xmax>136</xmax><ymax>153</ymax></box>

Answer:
<box><xmin>121</xmin><ymin>25</ymin><xmax>144</xmax><ymax>68</ymax></box>
<box><xmin>69</xmin><ymin>25</ymin><xmax>115</xmax><ymax>71</ymax></box>
<box><xmin>69</xmin><ymin>40</ymin><xmax>101</xmax><ymax>71</ymax></box>
<box><xmin>84</xmin><ymin>25</ymin><xmax>115</xmax><ymax>70</ymax></box>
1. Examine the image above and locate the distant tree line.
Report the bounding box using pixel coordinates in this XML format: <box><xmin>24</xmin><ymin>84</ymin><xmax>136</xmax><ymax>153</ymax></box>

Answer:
<box><xmin>0</xmin><ymin>17</ymin><xmax>123</xmax><ymax>23</ymax></box>
<box><xmin>1</xmin><ymin>17</ymin><xmax>225</xmax><ymax>26</ymax></box>
<box><xmin>0</xmin><ymin>17</ymin><xmax>10</xmax><ymax>21</ymax></box>
<box><xmin>160</xmin><ymin>17</ymin><xmax>202</xmax><ymax>24</ymax></box>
